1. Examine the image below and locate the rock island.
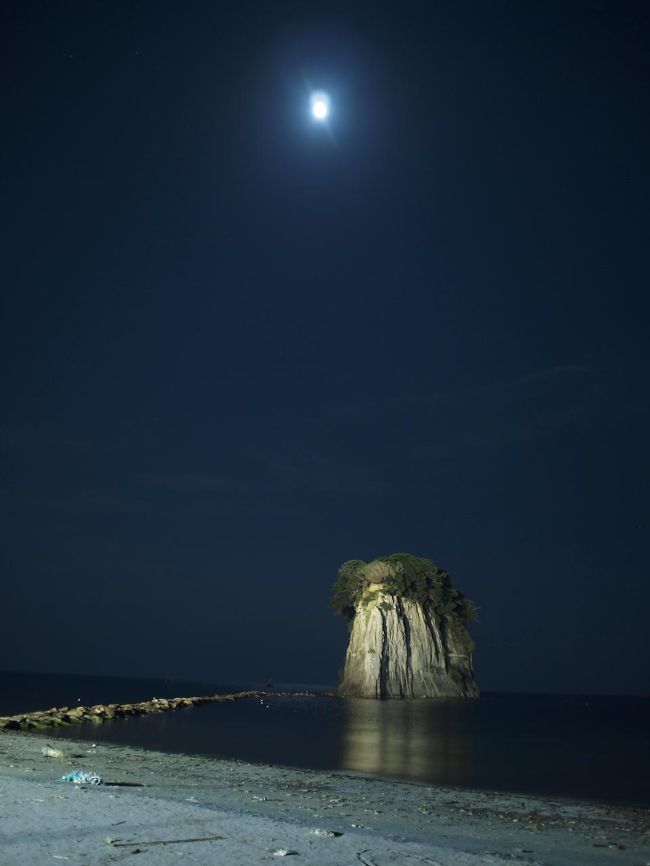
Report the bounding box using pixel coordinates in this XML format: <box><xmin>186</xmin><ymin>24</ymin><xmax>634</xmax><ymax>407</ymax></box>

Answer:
<box><xmin>333</xmin><ymin>553</ymin><xmax>478</xmax><ymax>699</ymax></box>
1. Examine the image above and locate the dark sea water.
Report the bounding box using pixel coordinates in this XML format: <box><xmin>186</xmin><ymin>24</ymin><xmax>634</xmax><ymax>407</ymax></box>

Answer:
<box><xmin>2</xmin><ymin>671</ymin><xmax>649</xmax><ymax>807</ymax></box>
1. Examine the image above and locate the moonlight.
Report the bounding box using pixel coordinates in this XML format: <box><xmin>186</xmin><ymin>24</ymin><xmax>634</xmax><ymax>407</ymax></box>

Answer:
<box><xmin>310</xmin><ymin>91</ymin><xmax>330</xmax><ymax>121</ymax></box>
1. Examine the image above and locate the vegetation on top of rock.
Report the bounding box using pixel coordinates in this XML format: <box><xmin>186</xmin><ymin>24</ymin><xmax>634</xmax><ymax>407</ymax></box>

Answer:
<box><xmin>331</xmin><ymin>552</ymin><xmax>477</xmax><ymax>626</ymax></box>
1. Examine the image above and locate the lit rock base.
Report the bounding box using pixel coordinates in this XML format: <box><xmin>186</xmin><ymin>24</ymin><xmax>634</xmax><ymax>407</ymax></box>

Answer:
<box><xmin>338</xmin><ymin>591</ymin><xmax>478</xmax><ymax>699</ymax></box>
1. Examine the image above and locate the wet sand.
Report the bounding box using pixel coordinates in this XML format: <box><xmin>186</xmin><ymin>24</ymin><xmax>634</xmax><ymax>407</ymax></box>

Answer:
<box><xmin>1</xmin><ymin>729</ymin><xmax>648</xmax><ymax>865</ymax></box>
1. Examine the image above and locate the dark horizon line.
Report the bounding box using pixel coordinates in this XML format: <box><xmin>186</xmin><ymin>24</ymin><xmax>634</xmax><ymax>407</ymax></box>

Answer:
<box><xmin>1</xmin><ymin>668</ymin><xmax>647</xmax><ymax>700</ymax></box>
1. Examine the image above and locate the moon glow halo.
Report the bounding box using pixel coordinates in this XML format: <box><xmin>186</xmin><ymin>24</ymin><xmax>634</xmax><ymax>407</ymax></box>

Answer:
<box><xmin>310</xmin><ymin>91</ymin><xmax>330</xmax><ymax>121</ymax></box>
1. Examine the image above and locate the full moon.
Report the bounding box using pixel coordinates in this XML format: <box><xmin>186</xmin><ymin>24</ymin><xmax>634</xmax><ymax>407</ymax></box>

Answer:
<box><xmin>310</xmin><ymin>91</ymin><xmax>330</xmax><ymax>121</ymax></box>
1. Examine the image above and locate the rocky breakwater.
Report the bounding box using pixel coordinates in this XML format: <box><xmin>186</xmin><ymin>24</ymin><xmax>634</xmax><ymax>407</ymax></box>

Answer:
<box><xmin>0</xmin><ymin>690</ymin><xmax>314</xmax><ymax>732</ymax></box>
<box><xmin>332</xmin><ymin>554</ymin><xmax>479</xmax><ymax>699</ymax></box>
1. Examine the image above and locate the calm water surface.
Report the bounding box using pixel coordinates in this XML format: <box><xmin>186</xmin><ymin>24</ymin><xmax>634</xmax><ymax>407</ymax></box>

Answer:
<box><xmin>2</xmin><ymin>671</ymin><xmax>648</xmax><ymax>806</ymax></box>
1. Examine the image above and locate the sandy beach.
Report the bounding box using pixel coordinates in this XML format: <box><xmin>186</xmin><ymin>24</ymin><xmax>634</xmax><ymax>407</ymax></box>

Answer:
<box><xmin>1</xmin><ymin>729</ymin><xmax>648</xmax><ymax>865</ymax></box>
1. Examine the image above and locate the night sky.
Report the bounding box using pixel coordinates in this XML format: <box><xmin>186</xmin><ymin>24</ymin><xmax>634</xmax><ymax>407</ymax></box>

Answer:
<box><xmin>2</xmin><ymin>1</ymin><xmax>648</xmax><ymax>695</ymax></box>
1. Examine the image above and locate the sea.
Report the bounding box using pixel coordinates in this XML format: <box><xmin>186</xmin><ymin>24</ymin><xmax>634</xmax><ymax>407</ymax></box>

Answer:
<box><xmin>2</xmin><ymin>670</ymin><xmax>648</xmax><ymax>808</ymax></box>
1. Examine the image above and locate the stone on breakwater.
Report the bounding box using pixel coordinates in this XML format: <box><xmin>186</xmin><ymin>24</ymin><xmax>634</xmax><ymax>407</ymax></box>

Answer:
<box><xmin>0</xmin><ymin>690</ymin><xmax>315</xmax><ymax>732</ymax></box>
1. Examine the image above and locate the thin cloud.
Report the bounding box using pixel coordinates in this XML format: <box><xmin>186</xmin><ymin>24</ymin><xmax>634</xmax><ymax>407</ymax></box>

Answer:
<box><xmin>145</xmin><ymin>473</ymin><xmax>256</xmax><ymax>495</ymax></box>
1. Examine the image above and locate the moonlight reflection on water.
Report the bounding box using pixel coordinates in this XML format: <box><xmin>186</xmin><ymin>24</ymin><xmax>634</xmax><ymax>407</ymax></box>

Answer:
<box><xmin>342</xmin><ymin>698</ymin><xmax>473</xmax><ymax>785</ymax></box>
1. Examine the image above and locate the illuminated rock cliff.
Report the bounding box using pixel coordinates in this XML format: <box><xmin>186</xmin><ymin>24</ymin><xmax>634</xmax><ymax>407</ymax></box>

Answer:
<box><xmin>333</xmin><ymin>555</ymin><xmax>478</xmax><ymax>699</ymax></box>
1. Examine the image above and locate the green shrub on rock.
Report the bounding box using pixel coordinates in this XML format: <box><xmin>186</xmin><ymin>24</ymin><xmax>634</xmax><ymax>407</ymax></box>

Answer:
<box><xmin>331</xmin><ymin>552</ymin><xmax>477</xmax><ymax>628</ymax></box>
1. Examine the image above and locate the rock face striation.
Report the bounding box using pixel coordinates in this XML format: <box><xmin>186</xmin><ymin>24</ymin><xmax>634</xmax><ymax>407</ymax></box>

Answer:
<box><xmin>333</xmin><ymin>555</ymin><xmax>478</xmax><ymax>699</ymax></box>
<box><xmin>338</xmin><ymin>589</ymin><xmax>478</xmax><ymax>698</ymax></box>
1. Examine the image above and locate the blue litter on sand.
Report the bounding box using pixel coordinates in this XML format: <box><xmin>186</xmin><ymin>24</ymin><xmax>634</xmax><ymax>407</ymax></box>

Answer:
<box><xmin>57</xmin><ymin>770</ymin><xmax>102</xmax><ymax>785</ymax></box>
